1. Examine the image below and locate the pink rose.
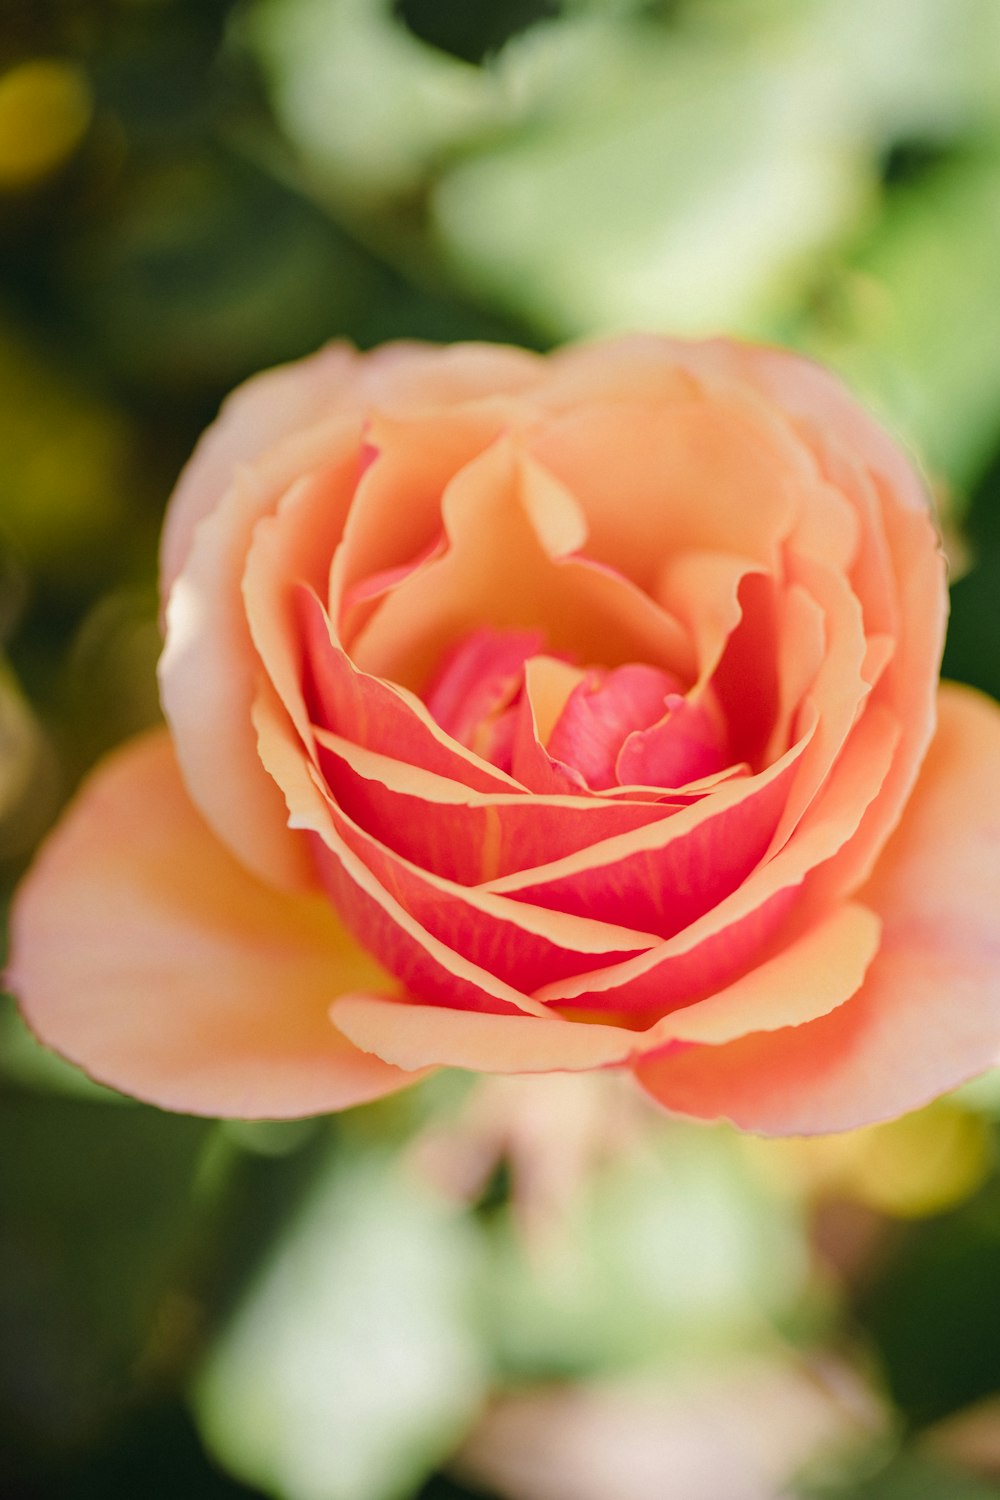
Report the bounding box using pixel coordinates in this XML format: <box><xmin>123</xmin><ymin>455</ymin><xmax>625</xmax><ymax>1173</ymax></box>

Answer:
<box><xmin>10</xmin><ymin>337</ymin><xmax>1000</xmax><ymax>1132</ymax></box>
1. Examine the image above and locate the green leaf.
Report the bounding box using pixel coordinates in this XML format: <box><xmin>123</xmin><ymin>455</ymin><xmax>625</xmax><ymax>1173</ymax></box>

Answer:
<box><xmin>804</xmin><ymin>1450</ymin><xmax>1000</xmax><ymax>1500</ymax></box>
<box><xmin>194</xmin><ymin>1143</ymin><xmax>488</xmax><ymax>1500</ymax></box>
<box><xmin>0</xmin><ymin>1088</ymin><xmax>212</xmax><ymax>1455</ymax></box>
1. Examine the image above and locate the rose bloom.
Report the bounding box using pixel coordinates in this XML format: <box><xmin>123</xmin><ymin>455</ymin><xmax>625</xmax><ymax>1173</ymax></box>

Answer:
<box><xmin>9</xmin><ymin>337</ymin><xmax>1000</xmax><ymax>1133</ymax></box>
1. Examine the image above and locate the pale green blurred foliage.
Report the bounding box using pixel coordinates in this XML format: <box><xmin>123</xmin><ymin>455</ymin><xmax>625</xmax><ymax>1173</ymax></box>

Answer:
<box><xmin>248</xmin><ymin>0</ymin><xmax>1000</xmax><ymax>505</ymax></box>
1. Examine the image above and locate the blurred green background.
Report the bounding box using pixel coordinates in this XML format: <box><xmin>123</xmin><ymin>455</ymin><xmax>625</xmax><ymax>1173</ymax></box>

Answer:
<box><xmin>5</xmin><ymin>2</ymin><xmax>1000</xmax><ymax>1497</ymax></box>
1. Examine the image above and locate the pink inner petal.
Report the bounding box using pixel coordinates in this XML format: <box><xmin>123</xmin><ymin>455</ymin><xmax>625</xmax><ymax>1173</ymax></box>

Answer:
<box><xmin>424</xmin><ymin>626</ymin><xmax>543</xmax><ymax>752</ymax></box>
<box><xmin>617</xmin><ymin>692</ymin><xmax>730</xmax><ymax>788</ymax></box>
<box><xmin>546</xmin><ymin>663</ymin><xmax>683</xmax><ymax>790</ymax></box>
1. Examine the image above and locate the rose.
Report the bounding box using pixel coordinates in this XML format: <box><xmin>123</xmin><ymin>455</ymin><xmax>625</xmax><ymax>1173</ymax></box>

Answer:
<box><xmin>9</xmin><ymin>336</ymin><xmax>1000</xmax><ymax>1133</ymax></box>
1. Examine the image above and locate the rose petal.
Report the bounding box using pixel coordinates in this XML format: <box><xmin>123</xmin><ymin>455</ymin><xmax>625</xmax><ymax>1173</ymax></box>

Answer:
<box><xmin>160</xmin><ymin>342</ymin><xmax>361</xmax><ymax>607</ymax></box>
<box><xmin>331</xmin><ymin>901</ymin><xmax>880</xmax><ymax>1072</ymax></box>
<box><xmin>349</xmin><ymin>441</ymin><xmax>692</xmax><ymax>692</ymax></box>
<box><xmin>313</xmin><ymin>727</ymin><xmax>671</xmax><ymax>886</ymax></box>
<box><xmin>634</xmin><ymin>684</ymin><xmax>1000</xmax><ymax>1134</ymax></box>
<box><xmin>489</xmin><ymin>726</ymin><xmax>811</xmax><ymax>940</ymax></box>
<box><xmin>527</xmin><ymin>392</ymin><xmax>807</xmax><ymax>590</ymax></box>
<box><xmin>159</xmin><ymin>417</ymin><xmax>363</xmax><ymax>889</ymax></box>
<box><xmin>6</xmin><ymin>731</ymin><xmax>416</xmax><ymax>1118</ymax></box>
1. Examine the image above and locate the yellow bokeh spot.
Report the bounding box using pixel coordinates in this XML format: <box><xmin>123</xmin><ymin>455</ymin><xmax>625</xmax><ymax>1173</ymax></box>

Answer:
<box><xmin>847</xmin><ymin>1104</ymin><xmax>992</xmax><ymax>1219</ymax></box>
<box><xmin>744</xmin><ymin>1101</ymin><xmax>993</xmax><ymax>1220</ymax></box>
<box><xmin>0</xmin><ymin>59</ymin><xmax>92</xmax><ymax>190</ymax></box>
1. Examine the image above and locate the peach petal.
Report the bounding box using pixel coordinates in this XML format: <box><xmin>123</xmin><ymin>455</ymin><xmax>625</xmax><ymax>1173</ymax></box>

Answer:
<box><xmin>253</xmin><ymin>682</ymin><xmax>558</xmax><ymax>1021</ymax></box>
<box><xmin>423</xmin><ymin>627</ymin><xmax>542</xmax><ymax>750</ymax></box>
<box><xmin>330</xmin><ymin>405</ymin><xmax>516</xmax><ymax>640</ymax></box>
<box><xmin>656</xmin><ymin>550</ymin><xmax>765</xmax><ymax>690</ymax></box>
<box><xmin>333</xmin><ymin>994</ymin><xmax>634</xmax><ymax>1074</ymax></box>
<box><xmin>300</xmin><ymin>587</ymin><xmax>522</xmax><ymax>794</ymax></box>
<box><xmin>634</xmin><ymin>684</ymin><xmax>1000</xmax><ymax>1134</ymax></box>
<box><xmin>160</xmin><ymin>342</ymin><xmax>360</xmax><ymax>607</ymax></box>
<box><xmin>542</xmin><ymin>882</ymin><xmax>802</xmax><ymax>1018</ymax></box>
<box><xmin>767</xmin><ymin>551</ymin><xmax>870</xmax><ymax>846</ymax></box>
<box><xmin>349</xmin><ymin>441</ymin><xmax>693</xmax><ymax>692</ymax></box>
<box><xmin>242</xmin><ymin>468</ymin><xmax>364</xmax><ymax>759</ymax></box>
<box><xmin>615</xmin><ymin>693</ymin><xmax>728</xmax><ymax>790</ymax></box>
<box><xmin>782</xmin><ymin>475</ymin><xmax>861</xmax><ymax>574</ymax></box>
<box><xmin>761</xmin><ymin>582</ymin><xmax>827</xmax><ymax>767</ymax></box>
<box><xmin>526</xmin><ymin>393</ymin><xmax>807</xmax><ymax>592</ymax></box>
<box><xmin>255</xmin><ymin>683</ymin><xmax>548</xmax><ymax>1021</ymax></box>
<box><xmin>330</xmin><ymin>901</ymin><xmax>880</xmax><ymax>1072</ymax></box>
<box><xmin>355</xmin><ymin>340</ymin><xmax>544</xmax><ymax>412</ymax></box>
<box><xmin>546</xmin><ymin>664</ymin><xmax>683</xmax><ymax>790</ymax></box>
<box><xmin>649</xmin><ymin>900</ymin><xmax>880</xmax><ymax>1045</ymax></box>
<box><xmin>685</xmin><ymin>338</ymin><xmax>929</xmax><ymax>518</ymax></box>
<box><xmin>815</xmin><ymin>494</ymin><xmax>945</xmax><ymax>897</ymax></box>
<box><xmin>537</xmin><ymin>702</ymin><xmax>899</xmax><ymax>1014</ymax></box>
<box><xmin>316</xmin><ymin>794</ymin><xmax>660</xmax><ymax>993</ymax></box>
<box><xmin>6</xmin><ymin>731</ymin><xmax>416</xmax><ymax>1118</ymax></box>
<box><xmin>311</xmin><ymin>832</ymin><xmax>546</xmax><ymax>1018</ymax></box>
<box><xmin>159</xmin><ymin>416</ymin><xmax>363</xmax><ymax>890</ymax></box>
<box><xmin>507</xmin><ymin>657</ymin><xmax>590</xmax><ymax>796</ymax></box>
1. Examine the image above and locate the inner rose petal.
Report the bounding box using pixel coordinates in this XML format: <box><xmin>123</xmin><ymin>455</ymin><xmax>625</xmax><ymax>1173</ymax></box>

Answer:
<box><xmin>423</xmin><ymin>627</ymin><xmax>542</xmax><ymax>755</ymax></box>
<box><xmin>421</xmin><ymin>625</ymin><xmax>730</xmax><ymax>793</ymax></box>
<box><xmin>546</xmin><ymin>663</ymin><xmax>686</xmax><ymax>789</ymax></box>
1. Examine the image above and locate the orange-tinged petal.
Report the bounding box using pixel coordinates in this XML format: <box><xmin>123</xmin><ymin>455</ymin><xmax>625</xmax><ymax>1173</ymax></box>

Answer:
<box><xmin>7</xmin><ymin>731</ymin><xmax>416</xmax><ymax>1118</ymax></box>
<box><xmin>331</xmin><ymin>901</ymin><xmax>880</xmax><ymax>1072</ymax></box>
<box><xmin>159</xmin><ymin>417</ymin><xmax>363</xmax><ymax>890</ymax></box>
<box><xmin>349</xmin><ymin>441</ymin><xmax>692</xmax><ymax>692</ymax></box>
<box><xmin>682</xmin><ymin>338</ymin><xmax>929</xmax><ymax>518</ymax></box>
<box><xmin>490</xmin><ymin>727</ymin><xmax>810</xmax><ymax>941</ymax></box>
<box><xmin>527</xmin><ymin>393</ymin><xmax>806</xmax><ymax>590</ymax></box>
<box><xmin>634</xmin><ymin>685</ymin><xmax>1000</xmax><ymax>1134</ymax></box>
<box><xmin>333</xmin><ymin>994</ymin><xmax>632</xmax><ymax>1074</ymax></box>
<box><xmin>160</xmin><ymin>342</ymin><xmax>361</xmax><ymax>607</ymax></box>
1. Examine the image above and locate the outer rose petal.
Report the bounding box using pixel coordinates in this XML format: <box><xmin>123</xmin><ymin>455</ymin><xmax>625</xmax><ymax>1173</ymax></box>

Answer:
<box><xmin>160</xmin><ymin>343</ymin><xmax>362</xmax><ymax>606</ymax></box>
<box><xmin>634</xmin><ymin>685</ymin><xmax>1000</xmax><ymax>1135</ymax></box>
<box><xmin>332</xmin><ymin>900</ymin><xmax>881</xmax><ymax>1071</ymax></box>
<box><xmin>6</xmin><ymin>731</ymin><xmax>416</xmax><ymax>1118</ymax></box>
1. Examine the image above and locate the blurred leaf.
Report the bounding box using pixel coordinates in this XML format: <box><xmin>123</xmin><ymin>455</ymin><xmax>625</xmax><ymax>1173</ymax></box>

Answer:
<box><xmin>62</xmin><ymin>586</ymin><xmax>163</xmax><ymax>771</ymax></box>
<box><xmin>798</xmin><ymin>150</ymin><xmax>1000</xmax><ymax>499</ymax></box>
<box><xmin>743</xmin><ymin>1102</ymin><xmax>993</xmax><ymax>1221</ymax></box>
<box><xmin>942</xmin><ymin>446</ymin><xmax>1000</xmax><ymax>698</ymax></box>
<box><xmin>61</xmin><ymin>146</ymin><xmax>387</xmax><ymax>393</ymax></box>
<box><xmin>395</xmin><ymin>0</ymin><xmax>561</xmax><ymax>65</ymax></box>
<box><xmin>0</xmin><ymin>1088</ymin><xmax>212</xmax><ymax>1457</ymax></box>
<box><xmin>854</xmin><ymin>1178</ymin><xmax>1000</xmax><ymax>1426</ymax></box>
<box><xmin>484</xmin><ymin>1122</ymin><xmax>809</xmax><ymax>1380</ymax></box>
<box><xmin>194</xmin><ymin>1143</ymin><xmax>488</xmax><ymax>1500</ymax></box>
<box><xmin>804</xmin><ymin>1449</ymin><xmax>1000</xmax><ymax>1500</ymax></box>
<box><xmin>0</xmin><ymin>318</ymin><xmax>134</xmax><ymax>589</ymax></box>
<box><xmin>431</xmin><ymin>10</ymin><xmax>871</xmax><ymax>339</ymax></box>
<box><xmin>943</xmin><ymin>556</ymin><xmax>1000</xmax><ymax>702</ymax></box>
<box><xmin>0</xmin><ymin>655</ymin><xmax>58</xmax><ymax>859</ymax></box>
<box><xmin>247</xmin><ymin>0</ymin><xmax>493</xmax><ymax>207</ymax></box>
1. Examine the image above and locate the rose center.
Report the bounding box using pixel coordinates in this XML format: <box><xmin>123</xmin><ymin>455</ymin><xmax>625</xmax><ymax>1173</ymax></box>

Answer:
<box><xmin>424</xmin><ymin>627</ymin><xmax>729</xmax><ymax>791</ymax></box>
